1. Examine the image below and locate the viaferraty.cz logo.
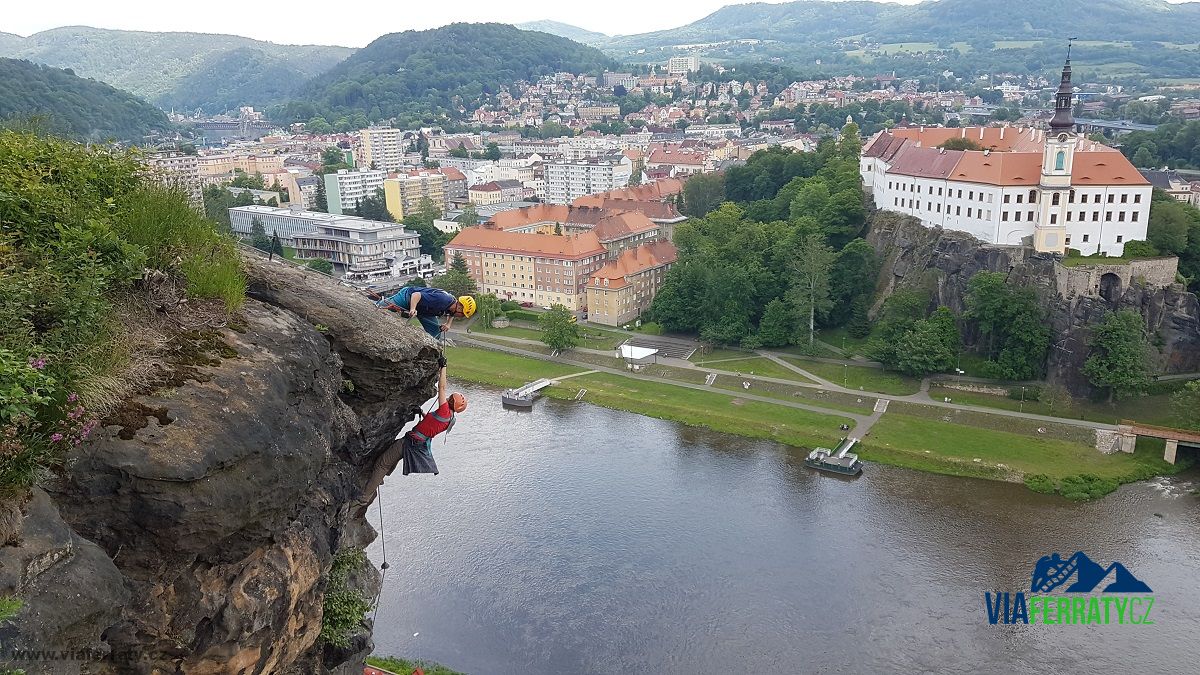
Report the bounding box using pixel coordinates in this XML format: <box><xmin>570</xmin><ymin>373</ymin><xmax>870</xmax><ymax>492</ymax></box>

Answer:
<box><xmin>984</xmin><ymin>551</ymin><xmax>1155</xmax><ymax>625</ymax></box>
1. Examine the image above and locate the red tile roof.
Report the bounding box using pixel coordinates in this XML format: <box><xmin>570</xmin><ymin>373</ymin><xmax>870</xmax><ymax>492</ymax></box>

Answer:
<box><xmin>446</xmin><ymin>227</ymin><xmax>605</xmax><ymax>259</ymax></box>
<box><xmin>590</xmin><ymin>241</ymin><xmax>678</xmax><ymax>289</ymax></box>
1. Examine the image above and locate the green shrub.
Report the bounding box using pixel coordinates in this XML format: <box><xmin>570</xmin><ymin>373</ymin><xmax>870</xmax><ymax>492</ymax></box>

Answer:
<box><xmin>366</xmin><ymin>656</ymin><xmax>463</xmax><ymax>675</ymax></box>
<box><xmin>638</xmin><ymin>321</ymin><xmax>664</xmax><ymax>335</ymax></box>
<box><xmin>1023</xmin><ymin>473</ymin><xmax>1057</xmax><ymax>494</ymax></box>
<box><xmin>0</xmin><ymin>131</ymin><xmax>245</xmax><ymax>492</ymax></box>
<box><xmin>500</xmin><ymin>300</ymin><xmax>520</xmax><ymax>312</ymax></box>
<box><xmin>506</xmin><ymin>309</ymin><xmax>540</xmax><ymax>322</ymax></box>
<box><xmin>320</xmin><ymin>549</ymin><xmax>372</xmax><ymax>649</ymax></box>
<box><xmin>1058</xmin><ymin>474</ymin><xmax>1119</xmax><ymax>501</ymax></box>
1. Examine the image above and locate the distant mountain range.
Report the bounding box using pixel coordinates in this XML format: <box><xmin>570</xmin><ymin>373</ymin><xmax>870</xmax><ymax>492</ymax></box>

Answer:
<box><xmin>603</xmin><ymin>0</ymin><xmax>1200</xmax><ymax>49</ymax></box>
<box><xmin>0</xmin><ymin>58</ymin><xmax>170</xmax><ymax>142</ymax></box>
<box><xmin>0</xmin><ymin>27</ymin><xmax>354</xmax><ymax>113</ymax></box>
<box><xmin>515</xmin><ymin>21</ymin><xmax>609</xmax><ymax>46</ymax></box>
<box><xmin>270</xmin><ymin>23</ymin><xmax>615</xmax><ymax>128</ymax></box>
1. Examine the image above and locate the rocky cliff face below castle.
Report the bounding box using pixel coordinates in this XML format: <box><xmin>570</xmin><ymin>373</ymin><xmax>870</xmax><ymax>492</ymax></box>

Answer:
<box><xmin>866</xmin><ymin>211</ymin><xmax>1200</xmax><ymax>395</ymax></box>
<box><xmin>0</xmin><ymin>255</ymin><xmax>440</xmax><ymax>673</ymax></box>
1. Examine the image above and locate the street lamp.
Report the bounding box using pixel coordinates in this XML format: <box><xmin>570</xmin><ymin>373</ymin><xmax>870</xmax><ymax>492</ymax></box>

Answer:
<box><xmin>843</xmin><ymin>363</ymin><xmax>848</xmax><ymax>388</ymax></box>
<box><xmin>1020</xmin><ymin>385</ymin><xmax>1026</xmax><ymax>413</ymax></box>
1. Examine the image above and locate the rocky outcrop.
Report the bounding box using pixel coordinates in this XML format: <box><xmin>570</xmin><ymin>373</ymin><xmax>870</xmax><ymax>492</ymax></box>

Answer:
<box><xmin>2</xmin><ymin>254</ymin><xmax>439</xmax><ymax>673</ymax></box>
<box><xmin>866</xmin><ymin>211</ymin><xmax>1200</xmax><ymax>395</ymax></box>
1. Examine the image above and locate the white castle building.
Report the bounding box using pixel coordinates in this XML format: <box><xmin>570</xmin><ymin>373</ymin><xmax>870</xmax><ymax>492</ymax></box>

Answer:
<box><xmin>860</xmin><ymin>59</ymin><xmax>1150</xmax><ymax>256</ymax></box>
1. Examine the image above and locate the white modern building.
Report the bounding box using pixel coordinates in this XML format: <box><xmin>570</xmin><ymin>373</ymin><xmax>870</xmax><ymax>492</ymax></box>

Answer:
<box><xmin>324</xmin><ymin>168</ymin><xmax>388</xmax><ymax>215</ymax></box>
<box><xmin>666</xmin><ymin>55</ymin><xmax>700</xmax><ymax>75</ymax></box>
<box><xmin>860</xmin><ymin>60</ymin><xmax>1150</xmax><ymax>256</ymax></box>
<box><xmin>228</xmin><ymin>204</ymin><xmax>418</xmax><ymax>270</ymax></box>
<box><xmin>545</xmin><ymin>156</ymin><xmax>634</xmax><ymax>205</ymax></box>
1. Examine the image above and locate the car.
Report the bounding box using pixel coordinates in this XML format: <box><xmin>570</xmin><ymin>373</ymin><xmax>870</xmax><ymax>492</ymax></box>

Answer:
<box><xmin>541</xmin><ymin>305</ymin><xmax>551</xmax><ymax>310</ymax></box>
<box><xmin>520</xmin><ymin>301</ymin><xmax>534</xmax><ymax>308</ymax></box>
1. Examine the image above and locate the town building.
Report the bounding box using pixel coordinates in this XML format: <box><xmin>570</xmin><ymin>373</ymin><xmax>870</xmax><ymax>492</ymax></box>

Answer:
<box><xmin>359</xmin><ymin>127</ymin><xmax>407</xmax><ymax>171</ymax></box>
<box><xmin>646</xmin><ymin>144</ymin><xmax>709</xmax><ymax>177</ymax></box>
<box><xmin>1140</xmin><ymin>169</ymin><xmax>1199</xmax><ymax>207</ymax></box>
<box><xmin>383</xmin><ymin>170</ymin><xmax>447</xmax><ymax>220</ymax></box>
<box><xmin>143</xmin><ymin>151</ymin><xmax>203</xmax><ymax>209</ymax></box>
<box><xmin>228</xmin><ymin>204</ymin><xmax>419</xmax><ymax>270</ymax></box>
<box><xmin>469</xmin><ymin>179</ymin><xmax>525</xmax><ymax>206</ymax></box>
<box><xmin>860</xmin><ymin>60</ymin><xmax>1149</xmax><ymax>256</ymax></box>
<box><xmin>438</xmin><ymin>167</ymin><xmax>469</xmax><ymax>204</ymax></box>
<box><xmin>443</xmin><ymin>228</ymin><xmax>609</xmax><ymax>310</ymax></box>
<box><xmin>545</xmin><ymin>156</ymin><xmax>634</xmax><ymax>204</ymax></box>
<box><xmin>586</xmin><ymin>241</ymin><xmax>678</xmax><ymax>326</ymax></box>
<box><xmin>666</xmin><ymin>55</ymin><xmax>700</xmax><ymax>75</ymax></box>
<box><xmin>324</xmin><ymin>168</ymin><xmax>388</xmax><ymax>215</ymax></box>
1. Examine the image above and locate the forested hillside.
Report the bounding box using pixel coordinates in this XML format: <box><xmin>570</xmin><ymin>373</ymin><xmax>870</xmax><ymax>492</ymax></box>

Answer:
<box><xmin>0</xmin><ymin>58</ymin><xmax>170</xmax><ymax>142</ymax></box>
<box><xmin>270</xmin><ymin>24</ymin><xmax>615</xmax><ymax>129</ymax></box>
<box><xmin>515</xmin><ymin>21</ymin><xmax>609</xmax><ymax>46</ymax></box>
<box><xmin>0</xmin><ymin>26</ymin><xmax>353</xmax><ymax>113</ymax></box>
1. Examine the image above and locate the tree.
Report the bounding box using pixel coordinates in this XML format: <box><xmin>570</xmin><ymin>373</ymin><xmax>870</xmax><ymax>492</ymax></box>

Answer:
<box><xmin>321</xmin><ymin>147</ymin><xmax>346</xmax><ymax>167</ymax></box>
<box><xmin>1170</xmin><ymin>381</ymin><xmax>1200</xmax><ymax>431</ymax></box>
<box><xmin>306</xmin><ymin>259</ymin><xmax>334</xmax><ymax>274</ymax></box>
<box><xmin>895</xmin><ymin>307</ymin><xmax>960</xmax><ymax>376</ymax></box>
<box><xmin>554</xmin><ymin>222</ymin><xmax>563</xmax><ymax>236</ymax></box>
<box><xmin>450</xmin><ymin>251</ymin><xmax>469</xmax><ymax>275</ymax></box>
<box><xmin>682</xmin><ymin>173</ymin><xmax>726</xmax><ymax>218</ymax></box>
<box><xmin>1083</xmin><ymin>310</ymin><xmax>1153</xmax><ymax>402</ymax></box>
<box><xmin>828</xmin><ymin>238</ymin><xmax>878</xmax><ymax>326</ymax></box>
<box><xmin>539</xmin><ymin>304</ymin><xmax>579</xmax><ymax>351</ymax></box>
<box><xmin>1132</xmin><ymin>146</ymin><xmax>1156</xmax><ymax>168</ymax></box>
<box><xmin>790</xmin><ymin>229</ymin><xmax>834</xmax><ymax>345</ymax></box>
<box><xmin>837</xmin><ymin>120</ymin><xmax>861</xmax><ymax>159</ymax></box>
<box><xmin>483</xmin><ymin>142</ymin><xmax>501</xmax><ymax>161</ymax></box>
<box><xmin>628</xmin><ymin>158</ymin><xmax>644</xmax><ymax>187</ymax></box>
<box><xmin>456</xmin><ymin>203</ymin><xmax>479</xmax><ymax>226</ymax></box>
<box><xmin>270</xmin><ymin>230</ymin><xmax>284</xmax><ymax>257</ymax></box>
<box><xmin>613</xmin><ymin>84</ymin><xmax>628</xmax><ymax>97</ymax></box>
<box><xmin>354</xmin><ymin>188</ymin><xmax>393</xmax><ymax>222</ymax></box>
<box><xmin>938</xmin><ymin>137</ymin><xmax>985</xmax><ymax>151</ymax></box>
<box><xmin>314</xmin><ymin>179</ymin><xmax>328</xmax><ymax>213</ymax></box>
<box><xmin>757</xmin><ymin>298</ymin><xmax>797</xmax><ymax>347</ymax></box>
<box><xmin>1146</xmin><ymin>194</ymin><xmax>1191</xmax><ymax>256</ymax></box>
<box><xmin>249</xmin><ymin>217</ymin><xmax>271</xmax><ymax>251</ymax></box>
<box><xmin>431</xmin><ymin>270</ymin><xmax>477</xmax><ymax>298</ymax></box>
<box><xmin>476</xmin><ymin>293</ymin><xmax>502</xmax><ymax>327</ymax></box>
<box><xmin>403</xmin><ymin>197</ymin><xmax>449</xmax><ymax>261</ymax></box>
<box><xmin>964</xmin><ymin>272</ymin><xmax>1049</xmax><ymax>380</ymax></box>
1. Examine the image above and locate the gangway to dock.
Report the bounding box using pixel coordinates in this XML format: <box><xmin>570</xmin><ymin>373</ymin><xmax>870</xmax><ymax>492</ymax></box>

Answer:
<box><xmin>834</xmin><ymin>437</ymin><xmax>858</xmax><ymax>458</ymax></box>
<box><xmin>501</xmin><ymin>378</ymin><xmax>555</xmax><ymax>407</ymax></box>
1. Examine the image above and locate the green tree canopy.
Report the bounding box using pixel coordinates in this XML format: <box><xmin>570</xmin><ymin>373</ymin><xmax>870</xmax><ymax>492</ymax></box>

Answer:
<box><xmin>539</xmin><ymin>304</ymin><xmax>579</xmax><ymax>351</ymax></box>
<box><xmin>1083</xmin><ymin>310</ymin><xmax>1153</xmax><ymax>401</ymax></box>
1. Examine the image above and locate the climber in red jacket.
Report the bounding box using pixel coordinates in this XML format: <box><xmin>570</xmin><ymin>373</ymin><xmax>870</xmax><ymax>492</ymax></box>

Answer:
<box><xmin>359</xmin><ymin>354</ymin><xmax>467</xmax><ymax>507</ymax></box>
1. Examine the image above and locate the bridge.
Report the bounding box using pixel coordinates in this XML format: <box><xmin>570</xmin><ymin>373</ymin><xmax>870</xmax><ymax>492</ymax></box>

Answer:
<box><xmin>1115</xmin><ymin>420</ymin><xmax>1200</xmax><ymax>464</ymax></box>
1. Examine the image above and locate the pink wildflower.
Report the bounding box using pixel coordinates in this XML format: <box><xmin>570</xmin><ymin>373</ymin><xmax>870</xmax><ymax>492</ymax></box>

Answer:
<box><xmin>67</xmin><ymin>393</ymin><xmax>79</xmax><ymax>403</ymax></box>
<box><xmin>50</xmin><ymin>433</ymin><xmax>64</xmax><ymax>442</ymax></box>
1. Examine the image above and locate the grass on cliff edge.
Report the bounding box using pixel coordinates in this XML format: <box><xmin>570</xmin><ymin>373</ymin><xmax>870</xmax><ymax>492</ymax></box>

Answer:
<box><xmin>366</xmin><ymin>656</ymin><xmax>463</xmax><ymax>675</ymax></box>
<box><xmin>446</xmin><ymin>346</ymin><xmax>851</xmax><ymax>450</ymax></box>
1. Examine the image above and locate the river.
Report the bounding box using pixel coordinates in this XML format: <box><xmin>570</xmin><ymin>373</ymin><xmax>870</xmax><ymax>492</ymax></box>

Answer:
<box><xmin>367</xmin><ymin>382</ymin><xmax>1200</xmax><ymax>675</ymax></box>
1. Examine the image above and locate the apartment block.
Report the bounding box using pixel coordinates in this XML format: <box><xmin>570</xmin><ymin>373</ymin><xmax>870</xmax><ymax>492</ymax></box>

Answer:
<box><xmin>545</xmin><ymin>156</ymin><xmax>633</xmax><ymax>204</ymax></box>
<box><xmin>586</xmin><ymin>241</ymin><xmax>678</xmax><ymax>326</ymax></box>
<box><xmin>229</xmin><ymin>204</ymin><xmax>419</xmax><ymax>270</ymax></box>
<box><xmin>383</xmin><ymin>171</ymin><xmax>447</xmax><ymax>220</ymax></box>
<box><xmin>359</xmin><ymin>127</ymin><xmax>407</xmax><ymax>171</ymax></box>
<box><xmin>324</xmin><ymin>168</ymin><xmax>388</xmax><ymax>215</ymax></box>
<box><xmin>143</xmin><ymin>151</ymin><xmax>203</xmax><ymax>209</ymax></box>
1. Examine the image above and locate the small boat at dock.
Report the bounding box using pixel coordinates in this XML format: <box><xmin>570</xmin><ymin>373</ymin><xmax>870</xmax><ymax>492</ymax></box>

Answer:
<box><xmin>805</xmin><ymin>437</ymin><xmax>864</xmax><ymax>476</ymax></box>
<box><xmin>502</xmin><ymin>389</ymin><xmax>535</xmax><ymax>407</ymax></box>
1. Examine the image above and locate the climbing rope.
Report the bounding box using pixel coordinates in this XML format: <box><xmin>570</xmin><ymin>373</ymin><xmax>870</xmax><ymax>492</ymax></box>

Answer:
<box><xmin>372</xmin><ymin>488</ymin><xmax>390</xmax><ymax>623</ymax></box>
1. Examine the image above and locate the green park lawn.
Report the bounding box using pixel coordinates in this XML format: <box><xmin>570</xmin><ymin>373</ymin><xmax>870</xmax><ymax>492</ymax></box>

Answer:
<box><xmin>862</xmin><ymin>413</ymin><xmax>1181</xmax><ymax>485</ymax></box>
<box><xmin>928</xmin><ymin>384</ymin><xmax>1185</xmax><ymax>428</ymax></box>
<box><xmin>781</xmin><ymin>357</ymin><xmax>922</xmax><ymax>395</ymax></box>
<box><xmin>446</xmin><ymin>346</ymin><xmax>1189</xmax><ymax>495</ymax></box>
<box><xmin>693</xmin><ymin>356</ymin><xmax>815</xmax><ymax>383</ymax></box>
<box><xmin>689</xmin><ymin>347</ymin><xmax>754</xmax><ymax>362</ymax></box>
<box><xmin>476</xmin><ymin>322</ymin><xmax>624</xmax><ymax>351</ymax></box>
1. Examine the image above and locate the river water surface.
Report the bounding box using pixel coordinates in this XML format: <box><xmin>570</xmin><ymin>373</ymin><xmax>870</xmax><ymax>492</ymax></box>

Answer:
<box><xmin>367</xmin><ymin>382</ymin><xmax>1200</xmax><ymax>674</ymax></box>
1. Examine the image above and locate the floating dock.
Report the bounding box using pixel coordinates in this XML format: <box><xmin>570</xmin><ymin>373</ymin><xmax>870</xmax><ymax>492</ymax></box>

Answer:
<box><xmin>501</xmin><ymin>378</ymin><xmax>554</xmax><ymax>407</ymax></box>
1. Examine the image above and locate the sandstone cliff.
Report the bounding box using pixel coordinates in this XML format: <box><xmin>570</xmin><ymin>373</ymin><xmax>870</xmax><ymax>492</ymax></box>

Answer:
<box><xmin>866</xmin><ymin>211</ymin><xmax>1200</xmax><ymax>395</ymax></box>
<box><xmin>0</xmin><ymin>254</ymin><xmax>439</xmax><ymax>673</ymax></box>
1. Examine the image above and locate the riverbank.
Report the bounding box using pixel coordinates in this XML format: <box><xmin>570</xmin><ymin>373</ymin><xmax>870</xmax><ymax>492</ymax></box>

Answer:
<box><xmin>446</xmin><ymin>344</ymin><xmax>1189</xmax><ymax>497</ymax></box>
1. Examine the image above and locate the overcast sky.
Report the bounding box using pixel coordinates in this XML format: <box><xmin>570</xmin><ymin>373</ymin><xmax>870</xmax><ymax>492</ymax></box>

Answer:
<box><xmin>3</xmin><ymin>0</ymin><xmax>934</xmax><ymax>47</ymax></box>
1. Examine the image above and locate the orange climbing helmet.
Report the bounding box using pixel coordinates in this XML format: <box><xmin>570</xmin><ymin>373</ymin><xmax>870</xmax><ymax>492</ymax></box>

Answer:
<box><xmin>449</xmin><ymin>392</ymin><xmax>468</xmax><ymax>412</ymax></box>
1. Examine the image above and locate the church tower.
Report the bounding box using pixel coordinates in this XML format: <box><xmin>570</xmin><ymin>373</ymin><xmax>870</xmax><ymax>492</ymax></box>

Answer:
<box><xmin>1034</xmin><ymin>44</ymin><xmax>1078</xmax><ymax>254</ymax></box>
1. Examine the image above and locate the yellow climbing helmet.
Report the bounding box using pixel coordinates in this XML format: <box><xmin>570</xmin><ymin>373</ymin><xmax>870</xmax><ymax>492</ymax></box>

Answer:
<box><xmin>457</xmin><ymin>295</ymin><xmax>476</xmax><ymax>318</ymax></box>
